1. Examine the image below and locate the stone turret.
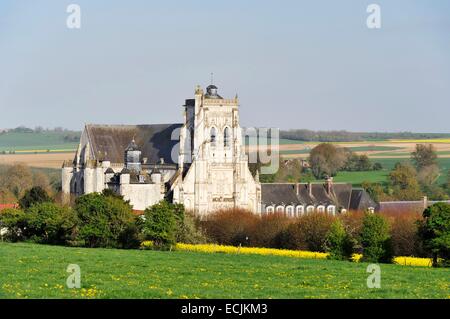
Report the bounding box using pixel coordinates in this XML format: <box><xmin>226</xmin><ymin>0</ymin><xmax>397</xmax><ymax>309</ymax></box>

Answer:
<box><xmin>125</xmin><ymin>138</ymin><xmax>141</xmax><ymax>173</ymax></box>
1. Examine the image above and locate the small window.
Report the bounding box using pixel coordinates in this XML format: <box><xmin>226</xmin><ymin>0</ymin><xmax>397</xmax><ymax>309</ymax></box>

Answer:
<box><xmin>266</xmin><ymin>206</ymin><xmax>274</xmax><ymax>214</ymax></box>
<box><xmin>306</xmin><ymin>205</ymin><xmax>315</xmax><ymax>214</ymax></box>
<box><xmin>317</xmin><ymin>205</ymin><xmax>325</xmax><ymax>213</ymax></box>
<box><xmin>139</xmin><ymin>175</ymin><xmax>145</xmax><ymax>183</ymax></box>
<box><xmin>296</xmin><ymin>205</ymin><xmax>304</xmax><ymax>216</ymax></box>
<box><xmin>210</xmin><ymin>127</ymin><xmax>217</xmax><ymax>146</ymax></box>
<box><xmin>276</xmin><ymin>206</ymin><xmax>284</xmax><ymax>214</ymax></box>
<box><xmin>286</xmin><ymin>206</ymin><xmax>294</xmax><ymax>217</ymax></box>
<box><xmin>327</xmin><ymin>205</ymin><xmax>336</xmax><ymax>216</ymax></box>
<box><xmin>224</xmin><ymin>127</ymin><xmax>231</xmax><ymax>147</ymax></box>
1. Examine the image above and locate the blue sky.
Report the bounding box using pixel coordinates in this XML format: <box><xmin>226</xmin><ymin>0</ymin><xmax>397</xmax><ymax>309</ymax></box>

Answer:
<box><xmin>0</xmin><ymin>0</ymin><xmax>449</xmax><ymax>132</ymax></box>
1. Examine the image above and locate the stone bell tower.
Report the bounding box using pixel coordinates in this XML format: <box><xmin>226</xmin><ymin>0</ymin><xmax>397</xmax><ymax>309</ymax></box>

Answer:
<box><xmin>173</xmin><ymin>84</ymin><xmax>261</xmax><ymax>216</ymax></box>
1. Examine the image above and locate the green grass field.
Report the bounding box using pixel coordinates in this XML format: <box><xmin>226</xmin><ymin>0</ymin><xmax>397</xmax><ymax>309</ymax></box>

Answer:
<box><xmin>0</xmin><ymin>132</ymin><xmax>78</xmax><ymax>152</ymax></box>
<box><xmin>0</xmin><ymin>243</ymin><xmax>449</xmax><ymax>299</ymax></box>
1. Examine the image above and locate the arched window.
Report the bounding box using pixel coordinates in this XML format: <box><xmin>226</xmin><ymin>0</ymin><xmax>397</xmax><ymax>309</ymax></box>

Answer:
<box><xmin>286</xmin><ymin>206</ymin><xmax>294</xmax><ymax>217</ymax></box>
<box><xmin>296</xmin><ymin>205</ymin><xmax>304</xmax><ymax>216</ymax></box>
<box><xmin>224</xmin><ymin>127</ymin><xmax>231</xmax><ymax>147</ymax></box>
<box><xmin>327</xmin><ymin>205</ymin><xmax>336</xmax><ymax>216</ymax></box>
<box><xmin>317</xmin><ymin>205</ymin><xmax>325</xmax><ymax>213</ymax></box>
<box><xmin>266</xmin><ymin>206</ymin><xmax>274</xmax><ymax>214</ymax></box>
<box><xmin>210</xmin><ymin>127</ymin><xmax>217</xmax><ymax>146</ymax></box>
<box><xmin>276</xmin><ymin>206</ymin><xmax>285</xmax><ymax>214</ymax></box>
<box><xmin>306</xmin><ymin>205</ymin><xmax>315</xmax><ymax>214</ymax></box>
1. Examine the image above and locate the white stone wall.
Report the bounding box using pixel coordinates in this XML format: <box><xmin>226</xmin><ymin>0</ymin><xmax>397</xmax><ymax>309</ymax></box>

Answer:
<box><xmin>120</xmin><ymin>183</ymin><xmax>164</xmax><ymax>211</ymax></box>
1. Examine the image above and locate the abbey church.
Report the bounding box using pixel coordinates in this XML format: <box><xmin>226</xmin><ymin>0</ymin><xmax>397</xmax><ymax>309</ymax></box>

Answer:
<box><xmin>62</xmin><ymin>85</ymin><xmax>376</xmax><ymax>216</ymax></box>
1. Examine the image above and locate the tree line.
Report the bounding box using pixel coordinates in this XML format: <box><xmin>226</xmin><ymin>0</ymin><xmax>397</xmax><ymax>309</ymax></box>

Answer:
<box><xmin>1</xmin><ymin>187</ymin><xmax>449</xmax><ymax>267</ymax></box>
<box><xmin>280</xmin><ymin>129</ymin><xmax>450</xmax><ymax>142</ymax></box>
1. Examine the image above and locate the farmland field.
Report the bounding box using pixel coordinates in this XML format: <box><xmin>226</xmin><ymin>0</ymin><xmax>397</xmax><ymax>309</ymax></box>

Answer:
<box><xmin>272</xmin><ymin>138</ymin><xmax>450</xmax><ymax>186</ymax></box>
<box><xmin>0</xmin><ymin>132</ymin><xmax>78</xmax><ymax>153</ymax></box>
<box><xmin>0</xmin><ymin>242</ymin><xmax>449</xmax><ymax>299</ymax></box>
<box><xmin>0</xmin><ymin>152</ymin><xmax>75</xmax><ymax>169</ymax></box>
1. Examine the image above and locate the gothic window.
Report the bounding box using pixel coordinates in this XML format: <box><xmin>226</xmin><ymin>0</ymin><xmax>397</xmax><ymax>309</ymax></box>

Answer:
<box><xmin>266</xmin><ymin>206</ymin><xmax>274</xmax><ymax>214</ymax></box>
<box><xmin>224</xmin><ymin>127</ymin><xmax>231</xmax><ymax>147</ymax></box>
<box><xmin>276</xmin><ymin>206</ymin><xmax>284</xmax><ymax>214</ymax></box>
<box><xmin>317</xmin><ymin>205</ymin><xmax>325</xmax><ymax>213</ymax></box>
<box><xmin>210</xmin><ymin>127</ymin><xmax>217</xmax><ymax>147</ymax></box>
<box><xmin>296</xmin><ymin>205</ymin><xmax>304</xmax><ymax>216</ymax></box>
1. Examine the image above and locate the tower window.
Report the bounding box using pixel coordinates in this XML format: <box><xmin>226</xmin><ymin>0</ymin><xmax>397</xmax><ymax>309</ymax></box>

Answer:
<box><xmin>210</xmin><ymin>127</ymin><xmax>217</xmax><ymax>146</ymax></box>
<box><xmin>224</xmin><ymin>127</ymin><xmax>231</xmax><ymax>147</ymax></box>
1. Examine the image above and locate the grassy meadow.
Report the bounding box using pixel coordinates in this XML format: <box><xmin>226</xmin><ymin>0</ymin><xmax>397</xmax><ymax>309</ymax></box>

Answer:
<box><xmin>0</xmin><ymin>243</ymin><xmax>449</xmax><ymax>299</ymax></box>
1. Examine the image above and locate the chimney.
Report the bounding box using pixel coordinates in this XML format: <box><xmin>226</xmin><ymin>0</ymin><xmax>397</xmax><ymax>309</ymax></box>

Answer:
<box><xmin>423</xmin><ymin>196</ymin><xmax>428</xmax><ymax>209</ymax></box>
<box><xmin>325</xmin><ymin>176</ymin><xmax>333</xmax><ymax>194</ymax></box>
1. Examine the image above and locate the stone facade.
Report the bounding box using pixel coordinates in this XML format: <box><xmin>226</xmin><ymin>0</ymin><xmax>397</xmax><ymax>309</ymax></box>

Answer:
<box><xmin>170</xmin><ymin>85</ymin><xmax>261</xmax><ymax>215</ymax></box>
<box><xmin>62</xmin><ymin>85</ymin><xmax>261</xmax><ymax>214</ymax></box>
<box><xmin>62</xmin><ymin>84</ymin><xmax>376</xmax><ymax>215</ymax></box>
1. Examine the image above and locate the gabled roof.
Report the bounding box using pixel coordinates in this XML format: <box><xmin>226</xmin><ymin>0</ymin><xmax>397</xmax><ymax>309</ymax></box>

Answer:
<box><xmin>85</xmin><ymin>124</ymin><xmax>182</xmax><ymax>164</ymax></box>
<box><xmin>349</xmin><ymin>189</ymin><xmax>378</xmax><ymax>211</ymax></box>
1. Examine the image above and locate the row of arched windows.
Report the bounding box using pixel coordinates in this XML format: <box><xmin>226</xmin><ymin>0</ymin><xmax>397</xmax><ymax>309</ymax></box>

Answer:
<box><xmin>265</xmin><ymin>205</ymin><xmax>337</xmax><ymax>217</ymax></box>
<box><xmin>210</xmin><ymin>127</ymin><xmax>231</xmax><ymax>147</ymax></box>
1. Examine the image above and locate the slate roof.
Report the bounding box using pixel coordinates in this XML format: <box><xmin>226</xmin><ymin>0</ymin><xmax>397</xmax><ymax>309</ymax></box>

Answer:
<box><xmin>349</xmin><ymin>189</ymin><xmax>378</xmax><ymax>211</ymax></box>
<box><xmin>378</xmin><ymin>200</ymin><xmax>450</xmax><ymax>213</ymax></box>
<box><xmin>261</xmin><ymin>183</ymin><xmax>374</xmax><ymax>211</ymax></box>
<box><xmin>85</xmin><ymin>124</ymin><xmax>182</xmax><ymax>164</ymax></box>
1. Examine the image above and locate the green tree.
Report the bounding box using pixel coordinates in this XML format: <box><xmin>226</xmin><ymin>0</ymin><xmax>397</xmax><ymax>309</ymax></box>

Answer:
<box><xmin>362</xmin><ymin>182</ymin><xmax>387</xmax><ymax>203</ymax></box>
<box><xmin>74</xmin><ymin>193</ymin><xmax>137</xmax><ymax>248</ymax></box>
<box><xmin>25</xmin><ymin>202</ymin><xmax>77</xmax><ymax>244</ymax></box>
<box><xmin>417</xmin><ymin>164</ymin><xmax>440</xmax><ymax>187</ymax></box>
<box><xmin>411</xmin><ymin>144</ymin><xmax>438</xmax><ymax>171</ymax></box>
<box><xmin>324</xmin><ymin>219</ymin><xmax>354</xmax><ymax>261</ymax></box>
<box><xmin>309</xmin><ymin>143</ymin><xmax>348</xmax><ymax>178</ymax></box>
<box><xmin>446</xmin><ymin>170</ymin><xmax>450</xmax><ymax>193</ymax></box>
<box><xmin>19</xmin><ymin>186</ymin><xmax>53</xmax><ymax>209</ymax></box>
<box><xmin>373</xmin><ymin>162</ymin><xmax>383</xmax><ymax>171</ymax></box>
<box><xmin>142</xmin><ymin>201</ymin><xmax>179</xmax><ymax>249</ymax></box>
<box><xmin>360</xmin><ymin>213</ymin><xmax>393</xmax><ymax>263</ymax></box>
<box><xmin>388</xmin><ymin>162</ymin><xmax>422</xmax><ymax>200</ymax></box>
<box><xmin>418</xmin><ymin>203</ymin><xmax>450</xmax><ymax>267</ymax></box>
<box><xmin>0</xmin><ymin>208</ymin><xmax>27</xmax><ymax>242</ymax></box>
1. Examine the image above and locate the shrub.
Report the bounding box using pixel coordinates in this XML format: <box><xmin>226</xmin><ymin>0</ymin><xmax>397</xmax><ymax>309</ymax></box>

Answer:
<box><xmin>19</xmin><ymin>186</ymin><xmax>53</xmax><ymax>209</ymax></box>
<box><xmin>250</xmin><ymin>213</ymin><xmax>292</xmax><ymax>248</ymax></box>
<box><xmin>277</xmin><ymin>213</ymin><xmax>335</xmax><ymax>252</ymax></box>
<box><xmin>176</xmin><ymin>211</ymin><xmax>208</xmax><ymax>244</ymax></box>
<box><xmin>324</xmin><ymin>219</ymin><xmax>354</xmax><ymax>260</ymax></box>
<box><xmin>142</xmin><ymin>201</ymin><xmax>178</xmax><ymax>249</ymax></box>
<box><xmin>0</xmin><ymin>208</ymin><xmax>27</xmax><ymax>242</ymax></box>
<box><xmin>418</xmin><ymin>202</ymin><xmax>450</xmax><ymax>267</ymax></box>
<box><xmin>202</xmin><ymin>209</ymin><xmax>258</xmax><ymax>246</ymax></box>
<box><xmin>74</xmin><ymin>193</ymin><xmax>137</xmax><ymax>248</ymax></box>
<box><xmin>25</xmin><ymin>202</ymin><xmax>77</xmax><ymax>245</ymax></box>
<box><xmin>360</xmin><ymin>213</ymin><xmax>393</xmax><ymax>263</ymax></box>
<box><xmin>381</xmin><ymin>209</ymin><xmax>424</xmax><ymax>257</ymax></box>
